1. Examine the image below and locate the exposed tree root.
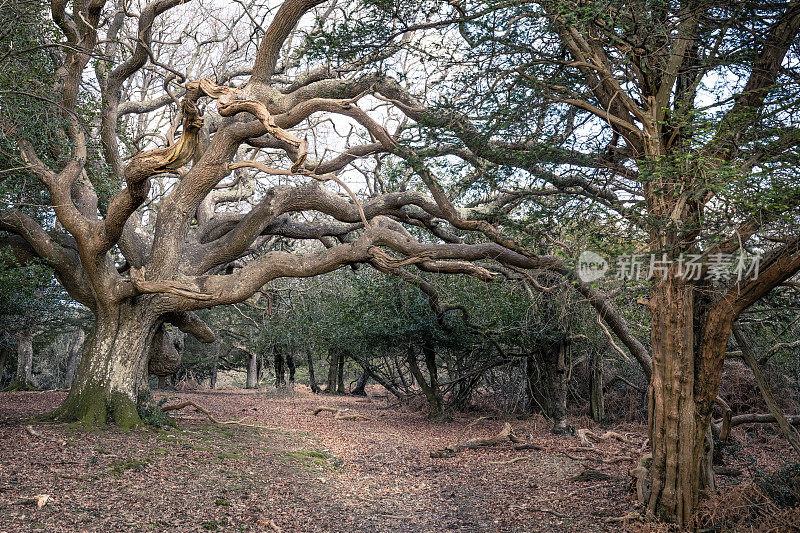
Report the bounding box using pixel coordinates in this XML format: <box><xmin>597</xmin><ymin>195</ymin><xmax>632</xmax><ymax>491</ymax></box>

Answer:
<box><xmin>570</xmin><ymin>469</ymin><xmax>611</xmax><ymax>482</ymax></box>
<box><xmin>604</xmin><ymin>511</ymin><xmax>641</xmax><ymax>523</ymax></box>
<box><xmin>629</xmin><ymin>453</ymin><xmax>652</xmax><ymax>504</ymax></box>
<box><xmin>431</xmin><ymin>418</ymin><xmax>523</xmax><ymax>458</ymax></box>
<box><xmin>576</xmin><ymin>428</ymin><xmax>631</xmax><ymax>448</ymax></box>
<box><xmin>312</xmin><ymin>406</ymin><xmax>370</xmax><ymax>421</ymax></box>
<box><xmin>25</xmin><ymin>425</ymin><xmax>66</xmax><ymax>446</ymax></box>
<box><xmin>161</xmin><ymin>401</ymin><xmax>278</xmax><ymax>429</ymax></box>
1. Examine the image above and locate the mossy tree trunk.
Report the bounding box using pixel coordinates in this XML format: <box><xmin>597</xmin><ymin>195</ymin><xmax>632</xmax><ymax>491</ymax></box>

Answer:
<box><xmin>49</xmin><ymin>302</ymin><xmax>158</xmax><ymax>429</ymax></box>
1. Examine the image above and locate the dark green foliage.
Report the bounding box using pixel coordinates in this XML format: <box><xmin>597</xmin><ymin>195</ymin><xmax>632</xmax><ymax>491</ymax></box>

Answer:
<box><xmin>755</xmin><ymin>463</ymin><xmax>800</xmax><ymax>509</ymax></box>
<box><xmin>136</xmin><ymin>390</ymin><xmax>177</xmax><ymax>429</ymax></box>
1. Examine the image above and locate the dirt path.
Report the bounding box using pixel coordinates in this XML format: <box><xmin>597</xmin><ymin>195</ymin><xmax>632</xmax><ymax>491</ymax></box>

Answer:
<box><xmin>1</xmin><ymin>389</ymin><xmax>645</xmax><ymax>532</ymax></box>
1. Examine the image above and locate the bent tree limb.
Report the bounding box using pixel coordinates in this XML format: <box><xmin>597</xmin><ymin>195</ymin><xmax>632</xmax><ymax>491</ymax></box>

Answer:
<box><xmin>732</xmin><ymin>324</ymin><xmax>800</xmax><ymax>456</ymax></box>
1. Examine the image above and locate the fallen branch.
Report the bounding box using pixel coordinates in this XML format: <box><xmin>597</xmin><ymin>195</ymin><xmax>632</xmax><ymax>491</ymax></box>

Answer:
<box><xmin>25</xmin><ymin>425</ymin><xmax>66</xmax><ymax>446</ymax></box>
<box><xmin>576</xmin><ymin>429</ymin><xmax>631</xmax><ymax>448</ymax></box>
<box><xmin>312</xmin><ymin>406</ymin><xmax>369</xmax><ymax>421</ymax></box>
<box><xmin>431</xmin><ymin>419</ymin><xmax>523</xmax><ymax>458</ymax></box>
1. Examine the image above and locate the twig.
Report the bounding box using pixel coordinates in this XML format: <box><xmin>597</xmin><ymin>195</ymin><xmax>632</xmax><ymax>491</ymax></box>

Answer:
<box><xmin>489</xmin><ymin>456</ymin><xmax>529</xmax><ymax>465</ymax></box>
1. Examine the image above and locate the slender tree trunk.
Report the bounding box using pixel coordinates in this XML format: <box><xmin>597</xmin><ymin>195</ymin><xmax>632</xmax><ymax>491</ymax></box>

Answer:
<box><xmin>307</xmin><ymin>350</ymin><xmax>320</xmax><ymax>393</ymax></box>
<box><xmin>351</xmin><ymin>370</ymin><xmax>368</xmax><ymax>395</ymax></box>
<box><xmin>550</xmin><ymin>339</ymin><xmax>569</xmax><ymax>434</ymax></box>
<box><xmin>326</xmin><ymin>348</ymin><xmax>338</xmax><ymax>393</ymax></box>
<box><xmin>210</xmin><ymin>337</ymin><xmax>220</xmax><ymax>389</ymax></box>
<box><xmin>246</xmin><ymin>351</ymin><xmax>258</xmax><ymax>389</ymax></box>
<box><xmin>274</xmin><ymin>347</ymin><xmax>286</xmax><ymax>387</ymax></box>
<box><xmin>50</xmin><ymin>303</ymin><xmax>159</xmax><ymax>428</ymax></box>
<box><xmin>286</xmin><ymin>351</ymin><xmax>295</xmax><ymax>384</ymax></box>
<box><xmin>336</xmin><ymin>349</ymin><xmax>345</xmax><ymax>394</ymax></box>
<box><xmin>590</xmin><ymin>349</ymin><xmax>605</xmax><ymax>423</ymax></box>
<box><xmin>407</xmin><ymin>344</ymin><xmax>445</xmax><ymax>420</ymax></box>
<box><xmin>0</xmin><ymin>344</ymin><xmax>9</xmax><ymax>385</ymax></box>
<box><xmin>64</xmin><ymin>329</ymin><xmax>85</xmax><ymax>388</ymax></box>
<box><xmin>15</xmin><ymin>328</ymin><xmax>35</xmax><ymax>386</ymax></box>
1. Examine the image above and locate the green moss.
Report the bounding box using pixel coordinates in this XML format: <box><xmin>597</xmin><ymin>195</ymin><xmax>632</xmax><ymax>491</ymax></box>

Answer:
<box><xmin>284</xmin><ymin>449</ymin><xmax>341</xmax><ymax>470</ymax></box>
<box><xmin>41</xmin><ymin>384</ymin><xmax>141</xmax><ymax>430</ymax></box>
<box><xmin>1</xmin><ymin>380</ymin><xmax>38</xmax><ymax>392</ymax></box>
<box><xmin>217</xmin><ymin>452</ymin><xmax>244</xmax><ymax>460</ymax></box>
<box><xmin>214</xmin><ymin>499</ymin><xmax>231</xmax><ymax>507</ymax></box>
<box><xmin>107</xmin><ymin>457</ymin><xmax>151</xmax><ymax>477</ymax></box>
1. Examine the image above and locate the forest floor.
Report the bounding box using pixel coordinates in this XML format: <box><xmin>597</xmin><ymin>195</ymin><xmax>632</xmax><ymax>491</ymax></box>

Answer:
<box><xmin>0</xmin><ymin>388</ymin><xmax>796</xmax><ymax>532</ymax></box>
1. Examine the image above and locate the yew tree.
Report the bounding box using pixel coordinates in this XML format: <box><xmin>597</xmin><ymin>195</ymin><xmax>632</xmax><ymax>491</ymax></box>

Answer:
<box><xmin>320</xmin><ymin>0</ymin><xmax>800</xmax><ymax>523</ymax></box>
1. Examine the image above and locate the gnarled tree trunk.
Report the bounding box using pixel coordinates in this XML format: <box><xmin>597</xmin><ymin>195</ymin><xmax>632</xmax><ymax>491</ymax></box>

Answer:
<box><xmin>49</xmin><ymin>303</ymin><xmax>159</xmax><ymax>429</ymax></box>
<box><xmin>645</xmin><ymin>278</ymin><xmax>731</xmax><ymax>525</ymax></box>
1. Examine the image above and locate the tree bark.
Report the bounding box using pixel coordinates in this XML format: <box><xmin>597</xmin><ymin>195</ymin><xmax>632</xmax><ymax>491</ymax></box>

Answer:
<box><xmin>64</xmin><ymin>329</ymin><xmax>85</xmax><ymax>388</ymax></box>
<box><xmin>15</xmin><ymin>328</ymin><xmax>35</xmax><ymax>386</ymax></box>
<box><xmin>733</xmin><ymin>324</ymin><xmax>800</xmax><ymax>456</ymax></box>
<box><xmin>307</xmin><ymin>350</ymin><xmax>320</xmax><ymax>393</ymax></box>
<box><xmin>48</xmin><ymin>303</ymin><xmax>158</xmax><ymax>429</ymax></box>
<box><xmin>590</xmin><ymin>348</ymin><xmax>605</xmax><ymax>423</ymax></box>
<box><xmin>646</xmin><ymin>278</ymin><xmax>712</xmax><ymax>524</ymax></box>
